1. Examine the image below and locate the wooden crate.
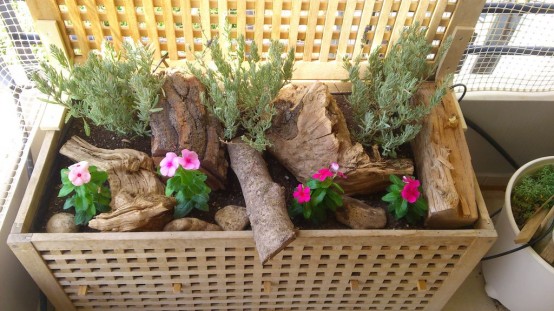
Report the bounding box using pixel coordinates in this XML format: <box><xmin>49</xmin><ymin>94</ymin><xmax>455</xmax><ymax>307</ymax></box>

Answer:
<box><xmin>9</xmin><ymin>1</ymin><xmax>496</xmax><ymax>310</ymax></box>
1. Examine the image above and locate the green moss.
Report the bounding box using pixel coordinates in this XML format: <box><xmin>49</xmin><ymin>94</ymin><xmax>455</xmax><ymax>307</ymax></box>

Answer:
<box><xmin>512</xmin><ymin>165</ymin><xmax>554</xmax><ymax>227</ymax></box>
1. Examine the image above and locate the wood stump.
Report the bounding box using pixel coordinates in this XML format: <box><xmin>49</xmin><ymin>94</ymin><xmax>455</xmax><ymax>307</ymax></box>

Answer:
<box><xmin>60</xmin><ymin>136</ymin><xmax>174</xmax><ymax>231</ymax></box>
<box><xmin>268</xmin><ymin>83</ymin><xmax>414</xmax><ymax>195</ymax></box>
<box><xmin>150</xmin><ymin>71</ymin><xmax>228</xmax><ymax>190</ymax></box>
<box><xmin>227</xmin><ymin>138</ymin><xmax>296</xmax><ymax>265</ymax></box>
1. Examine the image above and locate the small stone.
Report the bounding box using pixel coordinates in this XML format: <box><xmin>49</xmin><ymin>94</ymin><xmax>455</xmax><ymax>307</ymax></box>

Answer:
<box><xmin>335</xmin><ymin>196</ymin><xmax>387</xmax><ymax>229</ymax></box>
<box><xmin>215</xmin><ymin>205</ymin><xmax>249</xmax><ymax>231</ymax></box>
<box><xmin>46</xmin><ymin>213</ymin><xmax>78</xmax><ymax>233</ymax></box>
<box><xmin>164</xmin><ymin>218</ymin><xmax>221</xmax><ymax>231</ymax></box>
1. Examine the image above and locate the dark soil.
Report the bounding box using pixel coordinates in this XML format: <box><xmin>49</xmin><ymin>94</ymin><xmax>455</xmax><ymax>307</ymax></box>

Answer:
<box><xmin>33</xmin><ymin>94</ymin><xmax>422</xmax><ymax>233</ymax></box>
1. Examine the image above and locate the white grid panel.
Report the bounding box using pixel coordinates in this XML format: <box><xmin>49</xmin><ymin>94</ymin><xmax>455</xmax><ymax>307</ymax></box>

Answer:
<box><xmin>455</xmin><ymin>0</ymin><xmax>554</xmax><ymax>92</ymax></box>
<box><xmin>0</xmin><ymin>1</ymin><xmax>44</xmax><ymax>216</ymax></box>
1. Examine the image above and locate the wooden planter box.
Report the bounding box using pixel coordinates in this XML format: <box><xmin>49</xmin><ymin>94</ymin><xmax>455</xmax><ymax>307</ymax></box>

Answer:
<box><xmin>11</xmin><ymin>1</ymin><xmax>495</xmax><ymax>310</ymax></box>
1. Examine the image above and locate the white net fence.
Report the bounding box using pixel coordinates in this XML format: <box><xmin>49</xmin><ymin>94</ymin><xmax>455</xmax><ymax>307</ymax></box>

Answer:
<box><xmin>455</xmin><ymin>0</ymin><xmax>554</xmax><ymax>92</ymax></box>
<box><xmin>0</xmin><ymin>0</ymin><xmax>44</xmax><ymax>216</ymax></box>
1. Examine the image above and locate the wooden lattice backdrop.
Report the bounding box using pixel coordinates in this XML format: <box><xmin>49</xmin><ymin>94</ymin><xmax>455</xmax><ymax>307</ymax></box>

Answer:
<box><xmin>26</xmin><ymin>0</ymin><xmax>482</xmax><ymax>80</ymax></box>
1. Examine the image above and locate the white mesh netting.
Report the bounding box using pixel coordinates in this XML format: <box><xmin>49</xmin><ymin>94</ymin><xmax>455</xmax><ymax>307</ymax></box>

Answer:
<box><xmin>455</xmin><ymin>0</ymin><xmax>554</xmax><ymax>92</ymax></box>
<box><xmin>0</xmin><ymin>0</ymin><xmax>44</xmax><ymax>215</ymax></box>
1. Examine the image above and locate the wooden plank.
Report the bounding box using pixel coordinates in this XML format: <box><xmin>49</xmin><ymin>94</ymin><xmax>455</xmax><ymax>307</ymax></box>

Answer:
<box><xmin>34</xmin><ymin>20</ymin><xmax>69</xmax><ymax>59</ymax></box>
<box><xmin>181</xmin><ymin>0</ymin><xmax>195</xmax><ymax>59</ymax></box>
<box><xmin>124</xmin><ymin>0</ymin><xmax>141</xmax><ymax>42</ymax></box>
<box><xmin>287</xmin><ymin>0</ymin><xmax>302</xmax><ymax>50</ymax></box>
<box><xmin>162</xmin><ymin>0</ymin><xmax>178</xmax><ymax>60</ymax></box>
<box><xmin>436</xmin><ymin>26</ymin><xmax>474</xmax><ymax>79</ymax></box>
<box><xmin>103</xmin><ymin>0</ymin><xmax>123</xmax><ymax>50</ymax></box>
<box><xmin>254</xmin><ymin>0</ymin><xmax>264</xmax><ymax>49</ymax></box>
<box><xmin>218</xmin><ymin>0</ymin><xmax>228</xmax><ymax>38</ymax></box>
<box><xmin>318</xmin><ymin>0</ymin><xmax>339</xmax><ymax>61</ymax></box>
<box><xmin>271</xmin><ymin>0</ymin><xmax>283</xmax><ymax>40</ymax></box>
<box><xmin>65</xmin><ymin>0</ymin><xmax>90</xmax><ymax>56</ymax></box>
<box><xmin>352</xmin><ymin>0</ymin><xmax>375</xmax><ymax>58</ymax></box>
<box><xmin>387</xmin><ymin>0</ymin><xmax>412</xmax><ymax>48</ymax></box>
<box><xmin>513</xmin><ymin>196</ymin><xmax>554</xmax><ymax>244</ymax></box>
<box><xmin>445</xmin><ymin>0</ymin><xmax>486</xmax><ymax>35</ymax></box>
<box><xmin>303</xmin><ymin>0</ymin><xmax>320</xmax><ymax>60</ymax></box>
<box><xmin>7</xmin><ymin>234</ymin><xmax>75</xmax><ymax>311</ymax></box>
<box><xmin>199</xmin><ymin>0</ymin><xmax>211</xmax><ymax>42</ymax></box>
<box><xmin>413</xmin><ymin>0</ymin><xmax>430</xmax><ymax>25</ymax></box>
<box><xmin>336</xmin><ymin>0</ymin><xmax>356</xmax><ymax>57</ymax></box>
<box><xmin>370</xmin><ymin>0</ymin><xmax>393</xmax><ymax>54</ymax></box>
<box><xmin>426</xmin><ymin>0</ymin><xmax>448</xmax><ymax>41</ymax></box>
<box><xmin>444</xmin><ymin>89</ymin><xmax>467</xmax><ymax>131</ymax></box>
<box><xmin>142</xmin><ymin>0</ymin><xmax>162</xmax><ymax>59</ymax></box>
<box><xmin>236</xmin><ymin>0</ymin><xmax>246</xmax><ymax>38</ymax></box>
<box><xmin>84</xmin><ymin>0</ymin><xmax>104</xmax><ymax>50</ymax></box>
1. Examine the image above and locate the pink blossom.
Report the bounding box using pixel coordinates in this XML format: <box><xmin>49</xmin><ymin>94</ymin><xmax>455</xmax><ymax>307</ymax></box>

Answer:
<box><xmin>160</xmin><ymin>152</ymin><xmax>180</xmax><ymax>177</ymax></box>
<box><xmin>401</xmin><ymin>176</ymin><xmax>421</xmax><ymax>203</ymax></box>
<box><xmin>179</xmin><ymin>149</ymin><xmax>200</xmax><ymax>170</ymax></box>
<box><xmin>68</xmin><ymin>161</ymin><xmax>91</xmax><ymax>186</ymax></box>
<box><xmin>330</xmin><ymin>162</ymin><xmax>340</xmax><ymax>172</ymax></box>
<box><xmin>337</xmin><ymin>171</ymin><xmax>347</xmax><ymax>179</ymax></box>
<box><xmin>313</xmin><ymin>168</ymin><xmax>334</xmax><ymax>181</ymax></box>
<box><xmin>293</xmin><ymin>184</ymin><xmax>311</xmax><ymax>204</ymax></box>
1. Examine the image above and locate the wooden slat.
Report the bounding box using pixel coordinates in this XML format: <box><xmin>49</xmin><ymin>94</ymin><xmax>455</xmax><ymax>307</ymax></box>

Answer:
<box><xmin>180</xmin><ymin>0</ymin><xmax>195</xmax><ymax>59</ymax></box>
<box><xmin>123</xmin><ymin>0</ymin><xmax>141</xmax><ymax>42</ymax></box>
<box><xmin>65</xmin><ymin>0</ymin><xmax>90</xmax><ymax>55</ymax></box>
<box><xmin>26</xmin><ymin>0</ymin><xmax>73</xmax><ymax>59</ymax></box>
<box><xmin>102</xmin><ymin>0</ymin><xmax>123</xmax><ymax>50</ymax></box>
<box><xmin>426</xmin><ymin>0</ymin><xmax>448</xmax><ymax>41</ymax></box>
<box><xmin>84</xmin><ymin>0</ymin><xmax>104</xmax><ymax>50</ymax></box>
<box><xmin>217</xmin><ymin>0</ymin><xmax>228</xmax><ymax>38</ymax></box>
<box><xmin>436</xmin><ymin>26</ymin><xmax>473</xmax><ymax>79</ymax></box>
<box><xmin>319</xmin><ymin>0</ymin><xmax>339</xmax><ymax>61</ymax></box>
<box><xmin>287</xmin><ymin>0</ymin><xmax>302</xmax><ymax>50</ymax></box>
<box><xmin>387</xmin><ymin>0</ymin><xmax>412</xmax><ymax>48</ymax></box>
<box><xmin>271</xmin><ymin>0</ymin><xmax>283</xmax><ymax>40</ymax></box>
<box><xmin>370</xmin><ymin>0</ymin><xmax>394</xmax><ymax>53</ymax></box>
<box><xmin>236</xmin><ymin>0</ymin><xmax>246</xmax><ymax>37</ymax></box>
<box><xmin>336</xmin><ymin>0</ymin><xmax>356</xmax><ymax>57</ymax></box>
<box><xmin>254</xmin><ymin>0</ymin><xmax>264</xmax><ymax>49</ymax></box>
<box><xmin>199</xmin><ymin>0</ymin><xmax>211</xmax><ymax>42</ymax></box>
<box><xmin>303</xmin><ymin>0</ymin><xmax>320</xmax><ymax>60</ymax></box>
<box><xmin>352</xmin><ymin>0</ymin><xmax>375</xmax><ymax>58</ymax></box>
<box><xmin>413</xmin><ymin>0</ymin><xmax>430</xmax><ymax>25</ymax></box>
<box><xmin>142</xmin><ymin>1</ymin><xmax>162</xmax><ymax>59</ymax></box>
<box><xmin>162</xmin><ymin>0</ymin><xmax>178</xmax><ymax>60</ymax></box>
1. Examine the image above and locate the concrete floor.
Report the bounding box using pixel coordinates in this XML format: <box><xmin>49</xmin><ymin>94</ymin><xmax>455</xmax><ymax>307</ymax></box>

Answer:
<box><xmin>443</xmin><ymin>190</ymin><xmax>509</xmax><ymax>311</ymax></box>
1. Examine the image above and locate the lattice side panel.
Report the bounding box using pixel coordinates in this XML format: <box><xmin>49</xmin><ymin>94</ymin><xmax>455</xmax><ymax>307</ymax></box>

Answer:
<box><xmin>51</xmin><ymin>0</ymin><xmax>458</xmax><ymax>64</ymax></box>
<box><xmin>35</xmin><ymin>234</ymin><xmax>474</xmax><ymax>311</ymax></box>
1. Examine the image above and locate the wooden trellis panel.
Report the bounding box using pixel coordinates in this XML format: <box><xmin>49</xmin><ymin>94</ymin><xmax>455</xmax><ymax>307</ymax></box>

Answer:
<box><xmin>26</xmin><ymin>0</ymin><xmax>473</xmax><ymax>80</ymax></box>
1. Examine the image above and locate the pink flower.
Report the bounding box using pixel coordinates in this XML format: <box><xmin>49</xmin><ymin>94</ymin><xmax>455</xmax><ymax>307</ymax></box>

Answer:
<box><xmin>337</xmin><ymin>171</ymin><xmax>347</xmax><ymax>179</ymax></box>
<box><xmin>293</xmin><ymin>184</ymin><xmax>311</xmax><ymax>204</ymax></box>
<box><xmin>401</xmin><ymin>176</ymin><xmax>421</xmax><ymax>203</ymax></box>
<box><xmin>68</xmin><ymin>161</ymin><xmax>91</xmax><ymax>186</ymax></box>
<box><xmin>313</xmin><ymin>168</ymin><xmax>333</xmax><ymax>181</ymax></box>
<box><xmin>179</xmin><ymin>149</ymin><xmax>201</xmax><ymax>170</ymax></box>
<box><xmin>160</xmin><ymin>152</ymin><xmax>180</xmax><ymax>177</ymax></box>
<box><xmin>330</xmin><ymin>162</ymin><xmax>340</xmax><ymax>172</ymax></box>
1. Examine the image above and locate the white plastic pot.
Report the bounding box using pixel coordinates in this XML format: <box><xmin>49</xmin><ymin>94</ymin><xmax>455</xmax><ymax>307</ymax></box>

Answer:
<box><xmin>482</xmin><ymin>156</ymin><xmax>554</xmax><ymax>311</ymax></box>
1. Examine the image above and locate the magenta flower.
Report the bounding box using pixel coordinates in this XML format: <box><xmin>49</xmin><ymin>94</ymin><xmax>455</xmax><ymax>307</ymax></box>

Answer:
<box><xmin>68</xmin><ymin>161</ymin><xmax>91</xmax><ymax>186</ymax></box>
<box><xmin>337</xmin><ymin>171</ymin><xmax>347</xmax><ymax>179</ymax></box>
<box><xmin>179</xmin><ymin>149</ymin><xmax>201</xmax><ymax>170</ymax></box>
<box><xmin>313</xmin><ymin>168</ymin><xmax>334</xmax><ymax>181</ymax></box>
<box><xmin>401</xmin><ymin>176</ymin><xmax>421</xmax><ymax>203</ymax></box>
<box><xmin>160</xmin><ymin>152</ymin><xmax>180</xmax><ymax>177</ymax></box>
<box><xmin>330</xmin><ymin>162</ymin><xmax>340</xmax><ymax>172</ymax></box>
<box><xmin>293</xmin><ymin>184</ymin><xmax>311</xmax><ymax>204</ymax></box>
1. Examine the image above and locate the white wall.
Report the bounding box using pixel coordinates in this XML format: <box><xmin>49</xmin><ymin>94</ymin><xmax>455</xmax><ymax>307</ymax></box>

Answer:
<box><xmin>460</xmin><ymin>94</ymin><xmax>554</xmax><ymax>186</ymax></box>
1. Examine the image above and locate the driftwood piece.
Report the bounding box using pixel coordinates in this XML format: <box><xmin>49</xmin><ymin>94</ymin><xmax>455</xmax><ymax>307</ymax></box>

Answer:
<box><xmin>267</xmin><ymin>83</ymin><xmax>413</xmax><ymax>195</ymax></box>
<box><xmin>411</xmin><ymin>85</ymin><xmax>478</xmax><ymax>228</ymax></box>
<box><xmin>227</xmin><ymin>138</ymin><xmax>296</xmax><ymax>264</ymax></box>
<box><xmin>335</xmin><ymin>196</ymin><xmax>387</xmax><ymax>229</ymax></box>
<box><xmin>88</xmin><ymin>191</ymin><xmax>175</xmax><ymax>231</ymax></box>
<box><xmin>164</xmin><ymin>218</ymin><xmax>222</xmax><ymax>231</ymax></box>
<box><xmin>150</xmin><ymin>71</ymin><xmax>228</xmax><ymax>190</ymax></box>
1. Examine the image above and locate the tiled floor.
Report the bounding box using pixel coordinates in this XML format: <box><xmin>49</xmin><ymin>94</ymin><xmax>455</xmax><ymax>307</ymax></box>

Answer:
<box><xmin>443</xmin><ymin>190</ymin><xmax>509</xmax><ymax>311</ymax></box>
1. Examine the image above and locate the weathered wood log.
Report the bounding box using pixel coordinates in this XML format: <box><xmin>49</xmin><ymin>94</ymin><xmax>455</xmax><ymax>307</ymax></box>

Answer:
<box><xmin>227</xmin><ymin>138</ymin><xmax>296</xmax><ymax>264</ymax></box>
<box><xmin>335</xmin><ymin>196</ymin><xmax>387</xmax><ymax>229</ymax></box>
<box><xmin>60</xmin><ymin>136</ymin><xmax>164</xmax><ymax>205</ymax></box>
<box><xmin>88</xmin><ymin>191</ymin><xmax>175</xmax><ymax>231</ymax></box>
<box><xmin>411</xmin><ymin>86</ymin><xmax>478</xmax><ymax>228</ymax></box>
<box><xmin>150</xmin><ymin>71</ymin><xmax>228</xmax><ymax>190</ymax></box>
<box><xmin>164</xmin><ymin>218</ymin><xmax>222</xmax><ymax>231</ymax></box>
<box><xmin>267</xmin><ymin>83</ymin><xmax>413</xmax><ymax>195</ymax></box>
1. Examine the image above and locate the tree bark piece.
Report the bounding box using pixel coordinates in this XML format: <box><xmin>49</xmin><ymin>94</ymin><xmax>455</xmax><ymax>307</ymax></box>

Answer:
<box><xmin>150</xmin><ymin>71</ymin><xmax>228</xmax><ymax>190</ymax></box>
<box><xmin>88</xmin><ymin>191</ymin><xmax>175</xmax><ymax>231</ymax></box>
<box><xmin>411</xmin><ymin>84</ymin><xmax>478</xmax><ymax>228</ymax></box>
<box><xmin>335</xmin><ymin>196</ymin><xmax>387</xmax><ymax>229</ymax></box>
<box><xmin>268</xmin><ymin>83</ymin><xmax>413</xmax><ymax>195</ymax></box>
<box><xmin>164</xmin><ymin>218</ymin><xmax>222</xmax><ymax>231</ymax></box>
<box><xmin>227</xmin><ymin>138</ymin><xmax>296</xmax><ymax>264</ymax></box>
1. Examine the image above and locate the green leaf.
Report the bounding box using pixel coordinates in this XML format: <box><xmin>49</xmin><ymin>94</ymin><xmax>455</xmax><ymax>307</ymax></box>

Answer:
<box><xmin>58</xmin><ymin>184</ymin><xmax>75</xmax><ymax>197</ymax></box>
<box><xmin>303</xmin><ymin>206</ymin><xmax>312</xmax><ymax>219</ymax></box>
<box><xmin>331</xmin><ymin>182</ymin><xmax>344</xmax><ymax>194</ymax></box>
<box><xmin>319</xmin><ymin>178</ymin><xmax>333</xmax><ymax>189</ymax></box>
<box><xmin>389</xmin><ymin>184</ymin><xmax>401</xmax><ymax>193</ymax></box>
<box><xmin>192</xmin><ymin>194</ymin><xmax>209</xmax><ymax>211</ymax></box>
<box><xmin>382</xmin><ymin>192</ymin><xmax>398</xmax><ymax>203</ymax></box>
<box><xmin>413</xmin><ymin>198</ymin><xmax>428</xmax><ymax>213</ymax></box>
<box><xmin>60</xmin><ymin>169</ymin><xmax>70</xmax><ymax>184</ymax></box>
<box><xmin>83</xmin><ymin>119</ymin><xmax>91</xmax><ymax>136</ymax></box>
<box><xmin>74</xmin><ymin>212</ymin><xmax>87</xmax><ymax>225</ymax></box>
<box><xmin>288</xmin><ymin>201</ymin><xmax>303</xmax><ymax>217</ymax></box>
<box><xmin>174</xmin><ymin>200</ymin><xmax>195</xmax><ymax>218</ymax></box>
<box><xmin>63</xmin><ymin>196</ymin><xmax>75</xmax><ymax>210</ymax></box>
<box><xmin>397</xmin><ymin>200</ymin><xmax>408</xmax><ymax>218</ymax></box>
<box><xmin>312</xmin><ymin>188</ymin><xmax>327</xmax><ymax>205</ymax></box>
<box><xmin>306</xmin><ymin>179</ymin><xmax>318</xmax><ymax>189</ymax></box>
<box><xmin>326</xmin><ymin>190</ymin><xmax>343</xmax><ymax>207</ymax></box>
<box><xmin>96</xmin><ymin>203</ymin><xmax>110</xmax><ymax>213</ymax></box>
<box><xmin>389</xmin><ymin>174</ymin><xmax>403</xmax><ymax>185</ymax></box>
